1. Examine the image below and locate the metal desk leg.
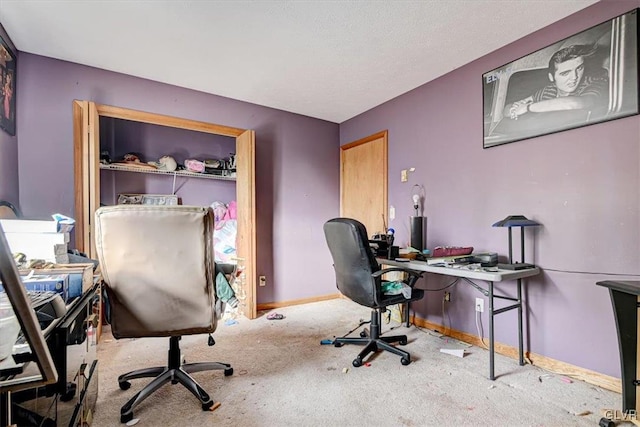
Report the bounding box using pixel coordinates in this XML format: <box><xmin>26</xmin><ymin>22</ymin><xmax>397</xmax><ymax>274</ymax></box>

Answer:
<box><xmin>1</xmin><ymin>391</ymin><xmax>10</xmax><ymax>427</ymax></box>
<box><xmin>489</xmin><ymin>281</ymin><xmax>495</xmax><ymax>380</ymax></box>
<box><xmin>405</xmin><ymin>302</ymin><xmax>410</xmax><ymax>327</ymax></box>
<box><xmin>517</xmin><ymin>278</ymin><xmax>524</xmax><ymax>366</ymax></box>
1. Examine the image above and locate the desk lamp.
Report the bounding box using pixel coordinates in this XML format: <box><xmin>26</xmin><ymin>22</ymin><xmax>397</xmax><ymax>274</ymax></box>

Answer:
<box><xmin>492</xmin><ymin>215</ymin><xmax>541</xmax><ymax>270</ymax></box>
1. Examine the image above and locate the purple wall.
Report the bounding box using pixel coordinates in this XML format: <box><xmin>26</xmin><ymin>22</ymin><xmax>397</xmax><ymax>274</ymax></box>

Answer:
<box><xmin>0</xmin><ymin>24</ymin><xmax>18</xmax><ymax>206</ymax></box>
<box><xmin>341</xmin><ymin>0</ymin><xmax>640</xmax><ymax>378</ymax></box>
<box><xmin>15</xmin><ymin>53</ymin><xmax>340</xmax><ymax>304</ymax></box>
<box><xmin>0</xmin><ymin>125</ymin><xmax>18</xmax><ymax>204</ymax></box>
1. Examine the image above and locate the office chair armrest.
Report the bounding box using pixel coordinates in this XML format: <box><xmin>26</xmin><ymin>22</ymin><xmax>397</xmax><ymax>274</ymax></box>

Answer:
<box><xmin>373</xmin><ymin>267</ymin><xmax>424</xmax><ymax>282</ymax></box>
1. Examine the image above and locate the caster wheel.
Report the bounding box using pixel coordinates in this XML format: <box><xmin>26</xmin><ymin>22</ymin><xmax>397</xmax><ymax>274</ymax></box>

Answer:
<box><xmin>202</xmin><ymin>400</ymin><xmax>214</xmax><ymax>411</ymax></box>
<box><xmin>359</xmin><ymin>331</ymin><xmax>367</xmax><ymax>338</ymax></box>
<box><xmin>599</xmin><ymin>418</ymin><xmax>614</xmax><ymax>427</ymax></box>
<box><xmin>120</xmin><ymin>412</ymin><xmax>134</xmax><ymax>424</ymax></box>
<box><xmin>401</xmin><ymin>357</ymin><xmax>411</xmax><ymax>366</ymax></box>
<box><xmin>334</xmin><ymin>342</ymin><xmax>344</xmax><ymax>348</ymax></box>
<box><xmin>352</xmin><ymin>358</ymin><xmax>362</xmax><ymax>367</ymax></box>
<box><xmin>119</xmin><ymin>381</ymin><xmax>131</xmax><ymax>391</ymax></box>
<box><xmin>60</xmin><ymin>383</ymin><xmax>77</xmax><ymax>402</ymax></box>
<box><xmin>224</xmin><ymin>367</ymin><xmax>234</xmax><ymax>376</ymax></box>
<box><xmin>399</xmin><ymin>339</ymin><xmax>407</xmax><ymax>345</ymax></box>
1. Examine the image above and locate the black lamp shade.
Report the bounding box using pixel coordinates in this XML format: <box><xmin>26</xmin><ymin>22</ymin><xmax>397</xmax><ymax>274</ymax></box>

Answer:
<box><xmin>492</xmin><ymin>215</ymin><xmax>541</xmax><ymax>228</ymax></box>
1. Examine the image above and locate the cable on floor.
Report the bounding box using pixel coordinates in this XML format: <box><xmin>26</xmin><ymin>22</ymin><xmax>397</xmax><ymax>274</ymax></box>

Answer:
<box><xmin>475</xmin><ymin>310</ymin><xmax>489</xmax><ymax>349</ymax></box>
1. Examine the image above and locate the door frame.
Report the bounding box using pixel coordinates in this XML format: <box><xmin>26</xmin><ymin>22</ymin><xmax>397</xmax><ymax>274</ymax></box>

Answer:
<box><xmin>72</xmin><ymin>101</ymin><xmax>258</xmax><ymax>319</ymax></box>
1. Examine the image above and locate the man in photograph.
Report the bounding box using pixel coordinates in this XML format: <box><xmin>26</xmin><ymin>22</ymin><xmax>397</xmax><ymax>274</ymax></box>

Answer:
<box><xmin>504</xmin><ymin>44</ymin><xmax>609</xmax><ymax>121</ymax></box>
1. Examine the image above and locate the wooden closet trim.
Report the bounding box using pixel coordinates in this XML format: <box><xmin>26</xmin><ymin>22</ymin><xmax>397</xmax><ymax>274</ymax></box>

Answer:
<box><xmin>96</xmin><ymin>104</ymin><xmax>246</xmax><ymax>137</ymax></box>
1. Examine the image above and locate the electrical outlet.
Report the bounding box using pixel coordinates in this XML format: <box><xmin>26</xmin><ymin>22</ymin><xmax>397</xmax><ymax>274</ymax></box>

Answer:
<box><xmin>401</xmin><ymin>169</ymin><xmax>408</xmax><ymax>182</ymax></box>
<box><xmin>444</xmin><ymin>291</ymin><xmax>451</xmax><ymax>302</ymax></box>
<box><xmin>475</xmin><ymin>298</ymin><xmax>484</xmax><ymax>313</ymax></box>
<box><xmin>259</xmin><ymin>275</ymin><xmax>266</xmax><ymax>287</ymax></box>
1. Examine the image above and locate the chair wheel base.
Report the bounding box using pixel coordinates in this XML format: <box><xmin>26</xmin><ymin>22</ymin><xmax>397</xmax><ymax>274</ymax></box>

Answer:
<box><xmin>60</xmin><ymin>382</ymin><xmax>77</xmax><ymax>402</ymax></box>
<box><xmin>401</xmin><ymin>357</ymin><xmax>411</xmax><ymax>366</ymax></box>
<box><xmin>119</xmin><ymin>381</ymin><xmax>131</xmax><ymax>391</ymax></box>
<box><xmin>202</xmin><ymin>400</ymin><xmax>214</xmax><ymax>411</ymax></box>
<box><xmin>352</xmin><ymin>358</ymin><xmax>362</xmax><ymax>367</ymax></box>
<box><xmin>599</xmin><ymin>417</ymin><xmax>614</xmax><ymax>427</ymax></box>
<box><xmin>224</xmin><ymin>367</ymin><xmax>234</xmax><ymax>376</ymax></box>
<box><xmin>120</xmin><ymin>412</ymin><xmax>134</xmax><ymax>424</ymax></box>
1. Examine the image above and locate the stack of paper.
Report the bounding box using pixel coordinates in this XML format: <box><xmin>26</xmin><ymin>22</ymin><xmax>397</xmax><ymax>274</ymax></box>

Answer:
<box><xmin>0</xmin><ymin>217</ymin><xmax>74</xmax><ymax>263</ymax></box>
<box><xmin>426</xmin><ymin>254</ymin><xmax>474</xmax><ymax>265</ymax></box>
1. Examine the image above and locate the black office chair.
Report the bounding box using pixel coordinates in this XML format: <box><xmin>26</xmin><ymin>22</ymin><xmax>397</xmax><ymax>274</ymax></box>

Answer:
<box><xmin>323</xmin><ymin>218</ymin><xmax>425</xmax><ymax>366</ymax></box>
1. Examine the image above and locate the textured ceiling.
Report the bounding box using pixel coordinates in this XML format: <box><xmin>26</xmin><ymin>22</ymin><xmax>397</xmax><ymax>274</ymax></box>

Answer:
<box><xmin>0</xmin><ymin>0</ymin><xmax>599</xmax><ymax>123</ymax></box>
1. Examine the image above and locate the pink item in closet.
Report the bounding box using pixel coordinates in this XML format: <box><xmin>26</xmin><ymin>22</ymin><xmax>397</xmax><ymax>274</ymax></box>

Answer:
<box><xmin>184</xmin><ymin>159</ymin><xmax>205</xmax><ymax>173</ymax></box>
<box><xmin>224</xmin><ymin>201</ymin><xmax>237</xmax><ymax>220</ymax></box>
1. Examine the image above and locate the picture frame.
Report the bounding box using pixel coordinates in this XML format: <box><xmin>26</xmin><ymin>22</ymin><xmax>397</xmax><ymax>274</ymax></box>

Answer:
<box><xmin>483</xmin><ymin>9</ymin><xmax>639</xmax><ymax>149</ymax></box>
<box><xmin>0</xmin><ymin>33</ymin><xmax>16</xmax><ymax>136</ymax></box>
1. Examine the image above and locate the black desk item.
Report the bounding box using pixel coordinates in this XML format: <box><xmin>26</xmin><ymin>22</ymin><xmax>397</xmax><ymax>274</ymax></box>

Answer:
<box><xmin>369</xmin><ymin>239</ymin><xmax>389</xmax><ymax>258</ymax></box>
<box><xmin>596</xmin><ymin>280</ymin><xmax>640</xmax><ymax>416</ymax></box>
<box><xmin>410</xmin><ymin>216</ymin><xmax>425</xmax><ymax>251</ymax></box>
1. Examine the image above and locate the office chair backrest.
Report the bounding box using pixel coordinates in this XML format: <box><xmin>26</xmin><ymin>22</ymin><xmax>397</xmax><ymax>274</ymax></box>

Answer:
<box><xmin>94</xmin><ymin>205</ymin><xmax>217</xmax><ymax>339</ymax></box>
<box><xmin>323</xmin><ymin>218</ymin><xmax>380</xmax><ymax>307</ymax></box>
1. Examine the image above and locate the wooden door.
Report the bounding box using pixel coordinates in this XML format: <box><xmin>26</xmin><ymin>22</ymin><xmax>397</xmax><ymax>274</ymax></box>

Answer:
<box><xmin>235</xmin><ymin>130</ymin><xmax>256</xmax><ymax>319</ymax></box>
<box><xmin>341</xmin><ymin>131</ymin><xmax>388</xmax><ymax>236</ymax></box>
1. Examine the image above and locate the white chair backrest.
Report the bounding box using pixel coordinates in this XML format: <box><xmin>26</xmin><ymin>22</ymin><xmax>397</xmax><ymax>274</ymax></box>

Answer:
<box><xmin>94</xmin><ymin>205</ymin><xmax>217</xmax><ymax>338</ymax></box>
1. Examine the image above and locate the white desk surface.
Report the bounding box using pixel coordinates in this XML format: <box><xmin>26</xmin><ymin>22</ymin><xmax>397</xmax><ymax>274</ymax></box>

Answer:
<box><xmin>381</xmin><ymin>259</ymin><xmax>540</xmax><ymax>282</ymax></box>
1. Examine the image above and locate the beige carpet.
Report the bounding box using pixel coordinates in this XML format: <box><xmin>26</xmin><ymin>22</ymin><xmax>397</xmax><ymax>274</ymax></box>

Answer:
<box><xmin>92</xmin><ymin>298</ymin><xmax>620</xmax><ymax>426</ymax></box>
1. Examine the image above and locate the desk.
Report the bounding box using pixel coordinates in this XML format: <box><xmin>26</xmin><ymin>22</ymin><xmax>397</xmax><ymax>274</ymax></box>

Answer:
<box><xmin>1</xmin><ymin>282</ymin><xmax>100</xmax><ymax>427</ymax></box>
<box><xmin>383</xmin><ymin>259</ymin><xmax>540</xmax><ymax>380</ymax></box>
<box><xmin>596</xmin><ymin>280</ymin><xmax>640</xmax><ymax>420</ymax></box>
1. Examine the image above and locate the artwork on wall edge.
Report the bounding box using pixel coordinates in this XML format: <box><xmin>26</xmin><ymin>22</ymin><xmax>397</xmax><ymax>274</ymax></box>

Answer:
<box><xmin>482</xmin><ymin>8</ymin><xmax>639</xmax><ymax>149</ymax></box>
<box><xmin>0</xmin><ymin>32</ymin><xmax>16</xmax><ymax>136</ymax></box>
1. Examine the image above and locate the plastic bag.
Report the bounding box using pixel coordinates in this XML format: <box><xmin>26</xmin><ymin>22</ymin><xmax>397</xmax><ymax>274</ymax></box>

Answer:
<box><xmin>381</xmin><ymin>281</ymin><xmax>412</xmax><ymax>298</ymax></box>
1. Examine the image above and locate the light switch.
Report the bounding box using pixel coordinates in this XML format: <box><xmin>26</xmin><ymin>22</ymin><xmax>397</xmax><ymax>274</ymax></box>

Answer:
<box><xmin>401</xmin><ymin>170</ymin><xmax>408</xmax><ymax>182</ymax></box>
<box><xmin>389</xmin><ymin>206</ymin><xmax>395</xmax><ymax>220</ymax></box>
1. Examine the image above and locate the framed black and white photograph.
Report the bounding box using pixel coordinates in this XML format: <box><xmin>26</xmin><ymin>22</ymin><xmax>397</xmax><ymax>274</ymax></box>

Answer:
<box><xmin>483</xmin><ymin>8</ymin><xmax>638</xmax><ymax>149</ymax></box>
<box><xmin>0</xmin><ymin>33</ymin><xmax>16</xmax><ymax>136</ymax></box>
